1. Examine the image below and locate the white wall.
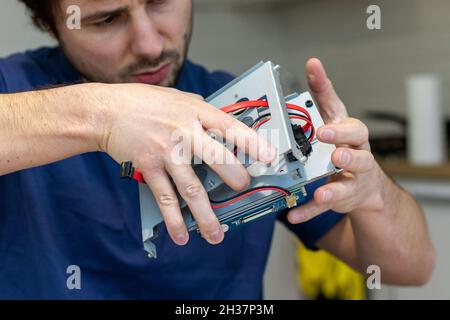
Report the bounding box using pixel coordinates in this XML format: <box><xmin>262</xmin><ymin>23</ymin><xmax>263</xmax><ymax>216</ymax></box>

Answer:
<box><xmin>283</xmin><ymin>0</ymin><xmax>450</xmax><ymax>119</ymax></box>
<box><xmin>191</xmin><ymin>5</ymin><xmax>290</xmax><ymax>75</ymax></box>
<box><xmin>0</xmin><ymin>1</ymin><xmax>55</xmax><ymax>57</ymax></box>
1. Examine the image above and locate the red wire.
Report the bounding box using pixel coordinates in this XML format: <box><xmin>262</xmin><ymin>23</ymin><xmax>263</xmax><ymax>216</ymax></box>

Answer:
<box><xmin>211</xmin><ymin>187</ymin><xmax>290</xmax><ymax>210</ymax></box>
<box><xmin>286</xmin><ymin>103</ymin><xmax>312</xmax><ymax>121</ymax></box>
<box><xmin>132</xmin><ymin>170</ymin><xmax>145</xmax><ymax>183</ymax></box>
<box><xmin>221</xmin><ymin>100</ymin><xmax>315</xmax><ymax>140</ymax></box>
<box><xmin>131</xmin><ymin>101</ymin><xmax>316</xmax><ymax>184</ymax></box>
<box><xmin>221</xmin><ymin>100</ymin><xmax>312</xmax><ymax>121</ymax></box>
<box><xmin>253</xmin><ymin>115</ymin><xmax>315</xmax><ymax>141</ymax></box>
<box><xmin>253</xmin><ymin>116</ymin><xmax>311</xmax><ymax>131</ymax></box>
<box><xmin>221</xmin><ymin>100</ymin><xmax>268</xmax><ymax>113</ymax></box>
<box><xmin>252</xmin><ymin>118</ymin><xmax>271</xmax><ymax>129</ymax></box>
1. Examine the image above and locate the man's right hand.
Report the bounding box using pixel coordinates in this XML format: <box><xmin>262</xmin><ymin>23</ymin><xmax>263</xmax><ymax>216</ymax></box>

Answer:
<box><xmin>89</xmin><ymin>83</ymin><xmax>277</xmax><ymax>246</ymax></box>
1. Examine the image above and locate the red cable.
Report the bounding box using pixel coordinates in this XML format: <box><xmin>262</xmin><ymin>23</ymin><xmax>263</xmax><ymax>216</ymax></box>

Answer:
<box><xmin>253</xmin><ymin>115</ymin><xmax>315</xmax><ymax>141</ymax></box>
<box><xmin>131</xmin><ymin>171</ymin><xmax>292</xmax><ymax>211</ymax></box>
<box><xmin>221</xmin><ymin>100</ymin><xmax>312</xmax><ymax>121</ymax></box>
<box><xmin>130</xmin><ymin>101</ymin><xmax>316</xmax><ymax>184</ymax></box>
<box><xmin>286</xmin><ymin>103</ymin><xmax>312</xmax><ymax>121</ymax></box>
<box><xmin>252</xmin><ymin>118</ymin><xmax>271</xmax><ymax>130</ymax></box>
<box><xmin>253</xmin><ymin>116</ymin><xmax>311</xmax><ymax>132</ymax></box>
<box><xmin>211</xmin><ymin>187</ymin><xmax>290</xmax><ymax>210</ymax></box>
<box><xmin>132</xmin><ymin>170</ymin><xmax>145</xmax><ymax>183</ymax></box>
<box><xmin>221</xmin><ymin>100</ymin><xmax>268</xmax><ymax>113</ymax></box>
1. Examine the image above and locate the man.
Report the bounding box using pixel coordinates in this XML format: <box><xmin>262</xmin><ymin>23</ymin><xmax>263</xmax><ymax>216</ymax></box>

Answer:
<box><xmin>0</xmin><ymin>0</ymin><xmax>435</xmax><ymax>299</ymax></box>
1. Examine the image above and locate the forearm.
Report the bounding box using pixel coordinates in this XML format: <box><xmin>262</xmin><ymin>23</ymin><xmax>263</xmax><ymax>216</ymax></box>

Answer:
<box><xmin>0</xmin><ymin>84</ymin><xmax>106</xmax><ymax>175</ymax></box>
<box><xmin>349</xmin><ymin>164</ymin><xmax>435</xmax><ymax>285</ymax></box>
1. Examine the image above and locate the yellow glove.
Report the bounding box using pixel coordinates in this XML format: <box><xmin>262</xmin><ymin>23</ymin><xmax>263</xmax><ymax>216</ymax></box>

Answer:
<box><xmin>296</xmin><ymin>242</ymin><xmax>366</xmax><ymax>300</ymax></box>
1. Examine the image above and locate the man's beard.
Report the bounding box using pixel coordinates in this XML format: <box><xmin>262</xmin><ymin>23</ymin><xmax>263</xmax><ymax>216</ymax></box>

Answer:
<box><xmin>60</xmin><ymin>27</ymin><xmax>192</xmax><ymax>88</ymax></box>
<box><xmin>118</xmin><ymin>49</ymin><xmax>182</xmax><ymax>87</ymax></box>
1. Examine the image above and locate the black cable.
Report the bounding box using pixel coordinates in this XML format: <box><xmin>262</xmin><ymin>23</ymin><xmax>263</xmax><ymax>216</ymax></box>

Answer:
<box><xmin>209</xmin><ymin>185</ymin><xmax>291</xmax><ymax>204</ymax></box>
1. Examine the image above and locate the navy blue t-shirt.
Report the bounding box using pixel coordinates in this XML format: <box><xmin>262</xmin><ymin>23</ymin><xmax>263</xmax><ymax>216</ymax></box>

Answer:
<box><xmin>0</xmin><ymin>47</ymin><xmax>343</xmax><ymax>299</ymax></box>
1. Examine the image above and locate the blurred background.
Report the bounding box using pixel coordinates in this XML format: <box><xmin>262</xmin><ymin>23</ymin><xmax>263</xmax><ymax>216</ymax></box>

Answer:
<box><xmin>1</xmin><ymin>0</ymin><xmax>449</xmax><ymax>299</ymax></box>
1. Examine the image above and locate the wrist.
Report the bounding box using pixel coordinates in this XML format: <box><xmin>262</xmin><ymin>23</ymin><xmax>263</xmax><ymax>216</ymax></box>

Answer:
<box><xmin>352</xmin><ymin>162</ymin><xmax>391</xmax><ymax>216</ymax></box>
<box><xmin>72</xmin><ymin>82</ymin><xmax>115</xmax><ymax>153</ymax></box>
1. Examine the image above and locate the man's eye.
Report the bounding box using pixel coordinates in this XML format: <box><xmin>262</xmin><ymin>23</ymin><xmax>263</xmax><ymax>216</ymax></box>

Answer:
<box><xmin>147</xmin><ymin>0</ymin><xmax>167</xmax><ymax>7</ymax></box>
<box><xmin>104</xmin><ymin>16</ymin><xmax>116</xmax><ymax>24</ymax></box>
<box><xmin>95</xmin><ymin>15</ymin><xmax>118</xmax><ymax>27</ymax></box>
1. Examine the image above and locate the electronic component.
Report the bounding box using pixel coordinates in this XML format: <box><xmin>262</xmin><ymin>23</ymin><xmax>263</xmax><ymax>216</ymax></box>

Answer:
<box><xmin>285</xmin><ymin>193</ymin><xmax>299</xmax><ymax>208</ymax></box>
<box><xmin>132</xmin><ymin>61</ymin><xmax>339</xmax><ymax>258</ymax></box>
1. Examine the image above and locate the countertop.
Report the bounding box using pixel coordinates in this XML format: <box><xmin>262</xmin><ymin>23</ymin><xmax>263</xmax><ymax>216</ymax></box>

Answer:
<box><xmin>377</xmin><ymin>158</ymin><xmax>450</xmax><ymax>180</ymax></box>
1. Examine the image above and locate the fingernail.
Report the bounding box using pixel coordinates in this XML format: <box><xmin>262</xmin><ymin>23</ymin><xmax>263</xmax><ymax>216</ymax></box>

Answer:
<box><xmin>322</xmin><ymin>190</ymin><xmax>333</xmax><ymax>202</ymax></box>
<box><xmin>340</xmin><ymin>150</ymin><xmax>351</xmax><ymax>166</ymax></box>
<box><xmin>320</xmin><ymin>129</ymin><xmax>335</xmax><ymax>140</ymax></box>
<box><xmin>175</xmin><ymin>233</ymin><xmax>188</xmax><ymax>245</ymax></box>
<box><xmin>208</xmin><ymin>229</ymin><xmax>223</xmax><ymax>244</ymax></box>
<box><xmin>260</xmin><ymin>146</ymin><xmax>277</xmax><ymax>163</ymax></box>
<box><xmin>236</xmin><ymin>176</ymin><xmax>250</xmax><ymax>190</ymax></box>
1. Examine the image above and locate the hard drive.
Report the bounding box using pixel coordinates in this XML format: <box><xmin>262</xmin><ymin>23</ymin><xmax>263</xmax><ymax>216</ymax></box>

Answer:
<box><xmin>138</xmin><ymin>61</ymin><xmax>339</xmax><ymax>258</ymax></box>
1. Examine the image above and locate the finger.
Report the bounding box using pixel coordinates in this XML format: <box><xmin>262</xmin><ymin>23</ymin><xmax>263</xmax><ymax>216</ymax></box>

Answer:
<box><xmin>331</xmin><ymin>148</ymin><xmax>375</xmax><ymax>173</ymax></box>
<box><xmin>287</xmin><ymin>199</ymin><xmax>330</xmax><ymax>224</ymax></box>
<box><xmin>143</xmin><ymin>170</ymin><xmax>189</xmax><ymax>246</ymax></box>
<box><xmin>165</xmin><ymin>162</ymin><xmax>224</xmax><ymax>245</ymax></box>
<box><xmin>313</xmin><ymin>179</ymin><xmax>355</xmax><ymax>206</ymax></box>
<box><xmin>306</xmin><ymin>58</ymin><xmax>348</xmax><ymax>123</ymax></box>
<box><xmin>192</xmin><ymin>131</ymin><xmax>250</xmax><ymax>191</ymax></box>
<box><xmin>197</xmin><ymin>102</ymin><xmax>277</xmax><ymax>164</ymax></box>
<box><xmin>317</xmin><ymin>119</ymin><xmax>369</xmax><ymax>147</ymax></box>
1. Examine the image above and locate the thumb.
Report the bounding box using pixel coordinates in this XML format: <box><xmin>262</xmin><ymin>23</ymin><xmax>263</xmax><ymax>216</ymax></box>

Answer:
<box><xmin>306</xmin><ymin>58</ymin><xmax>348</xmax><ymax>123</ymax></box>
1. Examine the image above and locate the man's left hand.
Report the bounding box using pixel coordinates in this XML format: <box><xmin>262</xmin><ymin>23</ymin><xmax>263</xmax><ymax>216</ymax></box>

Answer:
<box><xmin>288</xmin><ymin>58</ymin><xmax>385</xmax><ymax>224</ymax></box>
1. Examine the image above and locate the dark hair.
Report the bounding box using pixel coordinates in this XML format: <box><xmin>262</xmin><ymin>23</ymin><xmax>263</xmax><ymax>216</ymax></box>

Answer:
<box><xmin>19</xmin><ymin>0</ymin><xmax>58</xmax><ymax>35</ymax></box>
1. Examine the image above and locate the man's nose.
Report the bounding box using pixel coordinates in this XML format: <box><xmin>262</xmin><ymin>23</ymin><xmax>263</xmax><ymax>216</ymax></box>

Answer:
<box><xmin>129</xmin><ymin>14</ymin><xmax>164</xmax><ymax>59</ymax></box>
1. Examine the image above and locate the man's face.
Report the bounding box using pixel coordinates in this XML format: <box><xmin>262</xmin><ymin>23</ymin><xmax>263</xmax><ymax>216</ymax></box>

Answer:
<box><xmin>54</xmin><ymin>0</ymin><xmax>193</xmax><ymax>87</ymax></box>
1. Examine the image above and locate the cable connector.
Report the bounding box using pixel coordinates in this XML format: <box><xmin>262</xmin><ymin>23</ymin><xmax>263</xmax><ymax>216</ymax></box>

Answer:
<box><xmin>285</xmin><ymin>194</ymin><xmax>299</xmax><ymax>208</ymax></box>
<box><xmin>120</xmin><ymin>161</ymin><xmax>145</xmax><ymax>183</ymax></box>
<box><xmin>120</xmin><ymin>161</ymin><xmax>135</xmax><ymax>179</ymax></box>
